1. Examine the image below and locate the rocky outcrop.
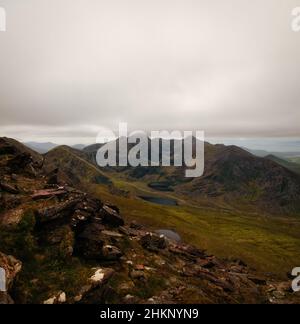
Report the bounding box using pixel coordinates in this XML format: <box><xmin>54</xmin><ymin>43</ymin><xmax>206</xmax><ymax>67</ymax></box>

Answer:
<box><xmin>0</xmin><ymin>252</ymin><xmax>22</xmax><ymax>304</ymax></box>
<box><xmin>31</xmin><ymin>188</ymin><xmax>68</xmax><ymax>200</ymax></box>
<box><xmin>1</xmin><ymin>180</ymin><xmax>298</xmax><ymax>304</ymax></box>
<box><xmin>0</xmin><ymin>182</ymin><xmax>20</xmax><ymax>194</ymax></box>
<box><xmin>43</xmin><ymin>291</ymin><xmax>67</xmax><ymax>304</ymax></box>
<box><xmin>0</xmin><ymin>137</ymin><xmax>42</xmax><ymax>162</ymax></box>
<box><xmin>75</xmin><ymin>221</ymin><xmax>124</xmax><ymax>261</ymax></box>
<box><xmin>140</xmin><ymin>233</ymin><xmax>167</xmax><ymax>252</ymax></box>
<box><xmin>7</xmin><ymin>153</ymin><xmax>33</xmax><ymax>173</ymax></box>
<box><xmin>34</xmin><ymin>188</ymin><xmax>125</xmax><ymax>263</ymax></box>
<box><xmin>73</xmin><ymin>268</ymin><xmax>115</xmax><ymax>303</ymax></box>
<box><xmin>44</xmin><ymin>225</ymin><xmax>75</xmax><ymax>258</ymax></box>
<box><xmin>76</xmin><ymin>222</ymin><xmax>105</xmax><ymax>259</ymax></box>
<box><xmin>100</xmin><ymin>205</ymin><xmax>124</xmax><ymax>227</ymax></box>
<box><xmin>168</xmin><ymin>243</ymin><xmax>206</xmax><ymax>261</ymax></box>
<box><xmin>102</xmin><ymin>245</ymin><xmax>122</xmax><ymax>261</ymax></box>
<box><xmin>0</xmin><ymin>138</ymin><xmax>299</xmax><ymax>305</ymax></box>
<box><xmin>35</xmin><ymin>199</ymin><xmax>81</xmax><ymax>224</ymax></box>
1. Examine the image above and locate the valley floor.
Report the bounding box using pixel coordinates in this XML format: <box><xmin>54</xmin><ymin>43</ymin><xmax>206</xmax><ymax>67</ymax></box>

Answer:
<box><xmin>88</xmin><ymin>173</ymin><xmax>300</xmax><ymax>280</ymax></box>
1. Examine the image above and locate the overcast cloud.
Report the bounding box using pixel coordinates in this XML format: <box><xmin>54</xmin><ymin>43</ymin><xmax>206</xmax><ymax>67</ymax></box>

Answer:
<box><xmin>0</xmin><ymin>0</ymin><xmax>300</xmax><ymax>144</ymax></box>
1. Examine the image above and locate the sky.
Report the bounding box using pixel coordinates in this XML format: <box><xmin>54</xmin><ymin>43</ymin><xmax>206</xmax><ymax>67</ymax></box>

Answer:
<box><xmin>0</xmin><ymin>0</ymin><xmax>300</xmax><ymax>147</ymax></box>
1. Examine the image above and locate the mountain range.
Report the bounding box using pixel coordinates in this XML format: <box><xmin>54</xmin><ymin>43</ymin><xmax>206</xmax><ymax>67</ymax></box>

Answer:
<box><xmin>24</xmin><ymin>142</ymin><xmax>86</xmax><ymax>154</ymax></box>
<box><xmin>80</xmin><ymin>139</ymin><xmax>300</xmax><ymax>213</ymax></box>
<box><xmin>1</xmin><ymin>137</ymin><xmax>300</xmax><ymax>304</ymax></box>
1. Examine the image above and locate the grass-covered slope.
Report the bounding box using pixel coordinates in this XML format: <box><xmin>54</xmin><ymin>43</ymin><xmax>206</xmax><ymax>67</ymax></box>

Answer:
<box><xmin>266</xmin><ymin>155</ymin><xmax>300</xmax><ymax>175</ymax></box>
<box><xmin>88</xmin><ymin>177</ymin><xmax>300</xmax><ymax>280</ymax></box>
<box><xmin>43</xmin><ymin>145</ymin><xmax>112</xmax><ymax>187</ymax></box>
<box><xmin>65</xmin><ymin>140</ymin><xmax>300</xmax><ymax>278</ymax></box>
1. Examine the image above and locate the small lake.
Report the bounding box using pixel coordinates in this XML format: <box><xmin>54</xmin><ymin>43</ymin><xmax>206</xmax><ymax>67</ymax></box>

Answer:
<box><xmin>156</xmin><ymin>229</ymin><xmax>181</xmax><ymax>243</ymax></box>
<box><xmin>139</xmin><ymin>196</ymin><xmax>178</xmax><ymax>206</ymax></box>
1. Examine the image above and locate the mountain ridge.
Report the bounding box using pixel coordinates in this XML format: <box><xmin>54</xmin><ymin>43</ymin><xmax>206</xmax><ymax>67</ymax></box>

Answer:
<box><xmin>1</xmin><ymin>137</ymin><xmax>300</xmax><ymax>304</ymax></box>
<box><xmin>82</xmin><ymin>138</ymin><xmax>300</xmax><ymax>212</ymax></box>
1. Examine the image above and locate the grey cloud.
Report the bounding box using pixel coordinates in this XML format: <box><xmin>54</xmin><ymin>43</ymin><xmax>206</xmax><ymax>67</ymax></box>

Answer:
<box><xmin>0</xmin><ymin>0</ymin><xmax>300</xmax><ymax>143</ymax></box>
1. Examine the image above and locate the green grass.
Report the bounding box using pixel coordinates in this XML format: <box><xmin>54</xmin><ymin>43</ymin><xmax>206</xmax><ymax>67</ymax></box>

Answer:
<box><xmin>134</xmin><ymin>275</ymin><xmax>167</xmax><ymax>299</ymax></box>
<box><xmin>13</xmin><ymin>254</ymin><xmax>94</xmax><ymax>304</ymax></box>
<box><xmin>288</xmin><ymin>157</ymin><xmax>300</xmax><ymax>165</ymax></box>
<box><xmin>0</xmin><ymin>209</ymin><xmax>37</xmax><ymax>261</ymax></box>
<box><xmin>87</xmin><ymin>175</ymin><xmax>300</xmax><ymax>280</ymax></box>
<box><xmin>0</xmin><ymin>208</ymin><xmax>95</xmax><ymax>303</ymax></box>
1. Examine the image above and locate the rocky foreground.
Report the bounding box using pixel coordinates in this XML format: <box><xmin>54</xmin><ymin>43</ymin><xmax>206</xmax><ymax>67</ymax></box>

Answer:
<box><xmin>0</xmin><ymin>138</ymin><xmax>299</xmax><ymax>304</ymax></box>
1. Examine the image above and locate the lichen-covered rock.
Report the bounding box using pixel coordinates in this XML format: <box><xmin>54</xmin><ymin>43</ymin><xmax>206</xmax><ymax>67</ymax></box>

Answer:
<box><xmin>0</xmin><ymin>207</ymin><xmax>24</xmax><ymax>227</ymax></box>
<box><xmin>73</xmin><ymin>268</ymin><xmax>115</xmax><ymax>303</ymax></box>
<box><xmin>100</xmin><ymin>205</ymin><xmax>124</xmax><ymax>227</ymax></box>
<box><xmin>7</xmin><ymin>153</ymin><xmax>37</xmax><ymax>176</ymax></box>
<box><xmin>76</xmin><ymin>223</ymin><xmax>123</xmax><ymax>261</ymax></box>
<box><xmin>8</xmin><ymin>152</ymin><xmax>33</xmax><ymax>169</ymax></box>
<box><xmin>45</xmin><ymin>225</ymin><xmax>75</xmax><ymax>258</ymax></box>
<box><xmin>0</xmin><ymin>182</ymin><xmax>20</xmax><ymax>194</ymax></box>
<box><xmin>43</xmin><ymin>291</ymin><xmax>67</xmax><ymax>304</ymax></box>
<box><xmin>0</xmin><ymin>194</ymin><xmax>21</xmax><ymax>211</ymax></box>
<box><xmin>0</xmin><ymin>252</ymin><xmax>22</xmax><ymax>304</ymax></box>
<box><xmin>35</xmin><ymin>199</ymin><xmax>80</xmax><ymax>224</ymax></box>
<box><xmin>0</xmin><ymin>252</ymin><xmax>22</xmax><ymax>289</ymax></box>
<box><xmin>102</xmin><ymin>245</ymin><xmax>122</xmax><ymax>261</ymax></box>
<box><xmin>168</xmin><ymin>243</ymin><xmax>205</xmax><ymax>261</ymax></box>
<box><xmin>140</xmin><ymin>233</ymin><xmax>167</xmax><ymax>252</ymax></box>
<box><xmin>75</xmin><ymin>222</ymin><xmax>105</xmax><ymax>259</ymax></box>
<box><xmin>89</xmin><ymin>268</ymin><xmax>115</xmax><ymax>287</ymax></box>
